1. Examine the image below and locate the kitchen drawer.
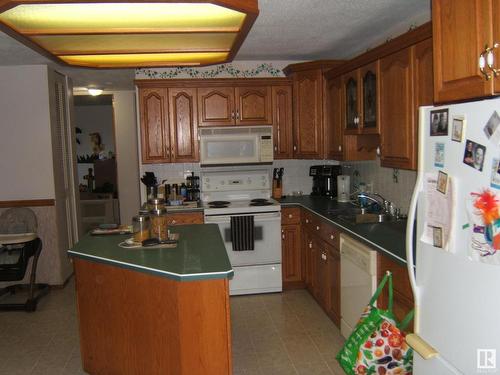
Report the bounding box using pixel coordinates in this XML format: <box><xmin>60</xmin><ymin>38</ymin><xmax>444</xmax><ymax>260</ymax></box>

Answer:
<box><xmin>167</xmin><ymin>212</ymin><xmax>204</xmax><ymax>226</ymax></box>
<box><xmin>281</xmin><ymin>207</ymin><xmax>301</xmax><ymax>225</ymax></box>
<box><xmin>319</xmin><ymin>223</ymin><xmax>340</xmax><ymax>249</ymax></box>
<box><xmin>302</xmin><ymin>209</ymin><xmax>322</xmax><ymax>233</ymax></box>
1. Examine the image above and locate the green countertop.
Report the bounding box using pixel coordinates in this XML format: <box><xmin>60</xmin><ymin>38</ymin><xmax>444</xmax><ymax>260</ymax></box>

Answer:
<box><xmin>68</xmin><ymin>224</ymin><xmax>233</xmax><ymax>281</ymax></box>
<box><xmin>279</xmin><ymin>196</ymin><xmax>409</xmax><ymax>265</ymax></box>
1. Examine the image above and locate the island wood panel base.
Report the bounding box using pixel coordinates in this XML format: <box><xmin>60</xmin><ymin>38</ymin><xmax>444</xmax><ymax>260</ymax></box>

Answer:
<box><xmin>74</xmin><ymin>259</ymin><xmax>232</xmax><ymax>375</ymax></box>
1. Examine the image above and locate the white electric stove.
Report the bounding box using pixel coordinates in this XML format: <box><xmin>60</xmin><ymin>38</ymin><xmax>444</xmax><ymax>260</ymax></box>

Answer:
<box><xmin>202</xmin><ymin>170</ymin><xmax>282</xmax><ymax>295</ymax></box>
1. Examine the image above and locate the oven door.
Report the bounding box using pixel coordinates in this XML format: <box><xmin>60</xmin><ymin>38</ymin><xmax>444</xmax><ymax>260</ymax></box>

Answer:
<box><xmin>199</xmin><ymin>134</ymin><xmax>260</xmax><ymax>166</ymax></box>
<box><xmin>204</xmin><ymin>211</ymin><xmax>281</xmax><ymax>266</ymax></box>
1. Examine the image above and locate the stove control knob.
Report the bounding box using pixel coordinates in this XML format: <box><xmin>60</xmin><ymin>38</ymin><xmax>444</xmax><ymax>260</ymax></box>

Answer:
<box><xmin>221</xmin><ymin>181</ymin><xmax>225</xmax><ymax>185</ymax></box>
<box><xmin>206</xmin><ymin>184</ymin><xmax>210</xmax><ymax>189</ymax></box>
<box><xmin>205</xmin><ymin>178</ymin><xmax>210</xmax><ymax>182</ymax></box>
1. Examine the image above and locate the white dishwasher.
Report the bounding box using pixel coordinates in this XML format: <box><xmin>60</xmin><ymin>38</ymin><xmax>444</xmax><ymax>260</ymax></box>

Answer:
<box><xmin>340</xmin><ymin>234</ymin><xmax>377</xmax><ymax>338</ymax></box>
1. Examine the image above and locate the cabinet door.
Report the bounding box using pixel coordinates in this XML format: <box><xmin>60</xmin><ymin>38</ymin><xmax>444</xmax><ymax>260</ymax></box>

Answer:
<box><xmin>380</xmin><ymin>47</ymin><xmax>414</xmax><ymax>169</ymax></box>
<box><xmin>293</xmin><ymin>70</ymin><xmax>323</xmax><ymax>158</ymax></box>
<box><xmin>139</xmin><ymin>88</ymin><xmax>170</xmax><ymax>163</ymax></box>
<box><xmin>360</xmin><ymin>61</ymin><xmax>380</xmax><ymax>134</ymax></box>
<box><xmin>315</xmin><ymin>241</ymin><xmax>329</xmax><ymax>308</ymax></box>
<box><xmin>272</xmin><ymin>85</ymin><xmax>293</xmax><ymax>159</ymax></box>
<box><xmin>168</xmin><ymin>88</ymin><xmax>198</xmax><ymax>163</ymax></box>
<box><xmin>343</xmin><ymin>71</ymin><xmax>359</xmax><ymax>135</ymax></box>
<box><xmin>327</xmin><ymin>244</ymin><xmax>341</xmax><ymax>326</ymax></box>
<box><xmin>303</xmin><ymin>230</ymin><xmax>315</xmax><ymax>292</ymax></box>
<box><xmin>197</xmin><ymin>87</ymin><xmax>235</xmax><ymax>126</ymax></box>
<box><xmin>281</xmin><ymin>225</ymin><xmax>302</xmax><ymax>288</ymax></box>
<box><xmin>433</xmin><ymin>0</ymin><xmax>493</xmax><ymax>102</ymax></box>
<box><xmin>235</xmin><ymin>86</ymin><xmax>272</xmax><ymax>125</ymax></box>
<box><xmin>326</xmin><ymin>76</ymin><xmax>344</xmax><ymax>160</ymax></box>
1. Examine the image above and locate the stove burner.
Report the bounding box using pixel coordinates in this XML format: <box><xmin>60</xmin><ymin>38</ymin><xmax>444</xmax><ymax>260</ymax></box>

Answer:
<box><xmin>250</xmin><ymin>198</ymin><xmax>269</xmax><ymax>203</ymax></box>
<box><xmin>208</xmin><ymin>200</ymin><xmax>230</xmax><ymax>208</ymax></box>
<box><xmin>250</xmin><ymin>201</ymin><xmax>274</xmax><ymax>206</ymax></box>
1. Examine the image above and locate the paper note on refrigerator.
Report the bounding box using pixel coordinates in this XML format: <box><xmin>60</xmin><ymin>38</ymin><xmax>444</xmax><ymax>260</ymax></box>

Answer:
<box><xmin>421</xmin><ymin>172</ymin><xmax>455</xmax><ymax>250</ymax></box>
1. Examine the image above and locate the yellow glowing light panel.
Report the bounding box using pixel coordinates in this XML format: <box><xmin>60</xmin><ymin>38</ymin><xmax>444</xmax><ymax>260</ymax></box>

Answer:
<box><xmin>31</xmin><ymin>33</ymin><xmax>237</xmax><ymax>54</ymax></box>
<box><xmin>0</xmin><ymin>3</ymin><xmax>246</xmax><ymax>33</ymax></box>
<box><xmin>59</xmin><ymin>52</ymin><xmax>230</xmax><ymax>68</ymax></box>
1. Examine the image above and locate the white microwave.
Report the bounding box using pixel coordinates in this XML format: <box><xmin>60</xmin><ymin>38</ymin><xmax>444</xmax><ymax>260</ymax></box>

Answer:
<box><xmin>199</xmin><ymin>126</ymin><xmax>273</xmax><ymax>166</ymax></box>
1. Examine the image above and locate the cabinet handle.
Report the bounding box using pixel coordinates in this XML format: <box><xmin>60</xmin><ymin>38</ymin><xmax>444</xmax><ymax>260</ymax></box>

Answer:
<box><xmin>171</xmin><ymin>219</ymin><xmax>176</xmax><ymax>224</ymax></box>
<box><xmin>288</xmin><ymin>214</ymin><xmax>293</xmax><ymax>218</ymax></box>
<box><xmin>480</xmin><ymin>48</ymin><xmax>492</xmax><ymax>80</ymax></box>
<box><xmin>487</xmin><ymin>42</ymin><xmax>500</xmax><ymax>77</ymax></box>
<box><xmin>338</xmin><ymin>145</ymin><xmax>342</xmax><ymax>152</ymax></box>
<box><xmin>231</xmin><ymin>111</ymin><xmax>235</xmax><ymax>120</ymax></box>
<box><xmin>309</xmin><ymin>242</ymin><xmax>312</xmax><ymax>249</ymax></box>
<box><xmin>274</xmin><ymin>145</ymin><xmax>278</xmax><ymax>152</ymax></box>
<box><xmin>236</xmin><ymin>110</ymin><xmax>240</xmax><ymax>120</ymax></box>
<box><xmin>282</xmin><ymin>233</ymin><xmax>285</xmax><ymax>240</ymax></box>
<box><xmin>321</xmin><ymin>252</ymin><xmax>327</xmax><ymax>261</ymax></box>
<box><xmin>293</xmin><ymin>145</ymin><xmax>297</xmax><ymax>151</ymax></box>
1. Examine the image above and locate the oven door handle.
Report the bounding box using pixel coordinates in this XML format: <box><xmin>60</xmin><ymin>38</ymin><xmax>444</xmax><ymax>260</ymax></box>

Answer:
<box><xmin>204</xmin><ymin>212</ymin><xmax>281</xmax><ymax>224</ymax></box>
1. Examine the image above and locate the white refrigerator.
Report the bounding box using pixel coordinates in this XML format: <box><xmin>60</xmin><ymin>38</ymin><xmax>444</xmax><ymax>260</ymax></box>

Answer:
<box><xmin>407</xmin><ymin>98</ymin><xmax>500</xmax><ymax>375</ymax></box>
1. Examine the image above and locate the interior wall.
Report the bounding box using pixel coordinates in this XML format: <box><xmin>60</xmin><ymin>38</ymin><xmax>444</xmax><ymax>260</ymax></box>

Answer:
<box><xmin>111</xmin><ymin>91</ymin><xmax>141</xmax><ymax>225</ymax></box>
<box><xmin>341</xmin><ymin>159</ymin><xmax>417</xmax><ymax>214</ymax></box>
<box><xmin>0</xmin><ymin>65</ymin><xmax>55</xmax><ymax>200</ymax></box>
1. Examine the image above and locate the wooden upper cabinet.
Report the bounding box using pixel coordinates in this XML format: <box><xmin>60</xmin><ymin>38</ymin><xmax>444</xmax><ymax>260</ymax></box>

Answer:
<box><xmin>343</xmin><ymin>71</ymin><xmax>359</xmax><ymax>135</ymax></box>
<box><xmin>197</xmin><ymin>87</ymin><xmax>235</xmax><ymax>126</ymax></box>
<box><xmin>380</xmin><ymin>47</ymin><xmax>414</xmax><ymax>169</ymax></box>
<box><xmin>272</xmin><ymin>85</ymin><xmax>293</xmax><ymax>159</ymax></box>
<box><xmin>360</xmin><ymin>62</ymin><xmax>379</xmax><ymax>134</ymax></box>
<box><xmin>168</xmin><ymin>88</ymin><xmax>199</xmax><ymax>162</ymax></box>
<box><xmin>433</xmin><ymin>0</ymin><xmax>494</xmax><ymax>102</ymax></box>
<box><xmin>326</xmin><ymin>76</ymin><xmax>344</xmax><ymax>160</ymax></box>
<box><xmin>343</xmin><ymin>62</ymin><xmax>379</xmax><ymax>135</ymax></box>
<box><xmin>139</xmin><ymin>88</ymin><xmax>170</xmax><ymax>164</ymax></box>
<box><xmin>235</xmin><ymin>86</ymin><xmax>272</xmax><ymax>125</ymax></box>
<box><xmin>293</xmin><ymin>69</ymin><xmax>323</xmax><ymax>159</ymax></box>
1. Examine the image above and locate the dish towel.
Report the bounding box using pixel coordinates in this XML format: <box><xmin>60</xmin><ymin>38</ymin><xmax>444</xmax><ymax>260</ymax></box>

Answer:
<box><xmin>230</xmin><ymin>215</ymin><xmax>255</xmax><ymax>251</ymax></box>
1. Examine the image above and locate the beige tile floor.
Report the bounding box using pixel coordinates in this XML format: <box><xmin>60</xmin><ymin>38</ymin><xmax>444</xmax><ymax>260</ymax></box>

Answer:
<box><xmin>0</xmin><ymin>279</ymin><xmax>346</xmax><ymax>375</ymax></box>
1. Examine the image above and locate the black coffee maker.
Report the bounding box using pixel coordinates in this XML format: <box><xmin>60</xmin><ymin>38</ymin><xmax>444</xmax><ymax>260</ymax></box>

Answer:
<box><xmin>310</xmin><ymin>165</ymin><xmax>342</xmax><ymax>196</ymax></box>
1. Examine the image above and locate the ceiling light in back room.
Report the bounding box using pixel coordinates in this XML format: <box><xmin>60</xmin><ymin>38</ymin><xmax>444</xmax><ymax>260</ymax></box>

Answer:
<box><xmin>0</xmin><ymin>1</ymin><xmax>259</xmax><ymax>68</ymax></box>
<box><xmin>87</xmin><ymin>88</ymin><xmax>103</xmax><ymax>96</ymax></box>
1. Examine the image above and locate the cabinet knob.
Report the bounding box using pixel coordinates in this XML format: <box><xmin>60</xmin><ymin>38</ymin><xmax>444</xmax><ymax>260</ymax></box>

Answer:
<box><xmin>282</xmin><ymin>233</ymin><xmax>285</xmax><ymax>240</ymax></box>
<box><xmin>316</xmin><ymin>225</ymin><xmax>320</xmax><ymax>231</ymax></box>
<box><xmin>321</xmin><ymin>253</ymin><xmax>327</xmax><ymax>261</ymax></box>
<box><xmin>231</xmin><ymin>111</ymin><xmax>235</xmax><ymax>119</ymax></box>
<box><xmin>171</xmin><ymin>219</ymin><xmax>176</xmax><ymax>224</ymax></box>
<box><xmin>288</xmin><ymin>214</ymin><xmax>293</xmax><ymax>219</ymax></box>
<box><xmin>338</xmin><ymin>145</ymin><xmax>342</xmax><ymax>152</ymax></box>
<box><xmin>274</xmin><ymin>145</ymin><xmax>278</xmax><ymax>152</ymax></box>
<box><xmin>305</xmin><ymin>219</ymin><xmax>309</xmax><ymax>223</ymax></box>
<box><xmin>293</xmin><ymin>145</ymin><xmax>297</xmax><ymax>151</ymax></box>
<box><xmin>309</xmin><ymin>242</ymin><xmax>312</xmax><ymax>249</ymax></box>
<box><xmin>330</xmin><ymin>234</ymin><xmax>334</xmax><ymax>240</ymax></box>
<box><xmin>236</xmin><ymin>110</ymin><xmax>240</xmax><ymax>120</ymax></box>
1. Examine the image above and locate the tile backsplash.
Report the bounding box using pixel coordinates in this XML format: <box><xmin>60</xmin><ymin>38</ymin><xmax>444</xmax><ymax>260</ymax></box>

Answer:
<box><xmin>140</xmin><ymin>159</ymin><xmax>340</xmax><ymax>201</ymax></box>
<box><xmin>341</xmin><ymin>159</ymin><xmax>417</xmax><ymax>214</ymax></box>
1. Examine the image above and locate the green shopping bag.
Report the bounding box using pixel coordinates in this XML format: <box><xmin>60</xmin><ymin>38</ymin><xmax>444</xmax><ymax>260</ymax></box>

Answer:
<box><xmin>336</xmin><ymin>272</ymin><xmax>414</xmax><ymax>375</ymax></box>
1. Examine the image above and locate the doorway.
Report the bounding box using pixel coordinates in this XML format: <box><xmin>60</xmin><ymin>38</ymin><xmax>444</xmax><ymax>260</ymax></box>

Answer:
<box><xmin>73</xmin><ymin>94</ymin><xmax>120</xmax><ymax>233</ymax></box>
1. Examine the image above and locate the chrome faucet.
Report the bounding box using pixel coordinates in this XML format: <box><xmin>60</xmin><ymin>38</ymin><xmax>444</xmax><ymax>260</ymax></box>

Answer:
<box><xmin>357</xmin><ymin>192</ymin><xmax>391</xmax><ymax>214</ymax></box>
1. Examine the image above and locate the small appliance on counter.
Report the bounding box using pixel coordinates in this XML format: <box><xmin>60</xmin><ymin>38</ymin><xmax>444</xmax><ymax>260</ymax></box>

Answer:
<box><xmin>310</xmin><ymin>165</ymin><xmax>342</xmax><ymax>196</ymax></box>
<box><xmin>337</xmin><ymin>175</ymin><xmax>351</xmax><ymax>202</ymax></box>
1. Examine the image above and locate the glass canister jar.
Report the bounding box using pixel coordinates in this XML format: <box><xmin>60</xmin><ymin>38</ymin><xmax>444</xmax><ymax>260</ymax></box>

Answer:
<box><xmin>150</xmin><ymin>207</ymin><xmax>169</xmax><ymax>241</ymax></box>
<box><xmin>147</xmin><ymin>197</ymin><xmax>165</xmax><ymax>211</ymax></box>
<box><xmin>132</xmin><ymin>215</ymin><xmax>150</xmax><ymax>243</ymax></box>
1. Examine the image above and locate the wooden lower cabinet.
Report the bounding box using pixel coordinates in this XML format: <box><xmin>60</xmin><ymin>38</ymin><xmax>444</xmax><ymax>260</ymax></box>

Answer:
<box><xmin>377</xmin><ymin>253</ymin><xmax>414</xmax><ymax>331</ymax></box>
<box><xmin>303</xmin><ymin>229</ymin><xmax>316</xmax><ymax>294</ymax></box>
<box><xmin>281</xmin><ymin>224</ymin><xmax>303</xmax><ymax>289</ymax></box>
<box><xmin>167</xmin><ymin>211</ymin><xmax>204</xmax><ymax>226</ymax></box>
<box><xmin>327</xmin><ymin>243</ymin><xmax>341</xmax><ymax>326</ymax></box>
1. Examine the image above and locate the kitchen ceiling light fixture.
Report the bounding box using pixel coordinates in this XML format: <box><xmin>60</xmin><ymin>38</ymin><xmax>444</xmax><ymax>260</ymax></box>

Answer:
<box><xmin>0</xmin><ymin>1</ymin><xmax>259</xmax><ymax>68</ymax></box>
<box><xmin>87</xmin><ymin>88</ymin><xmax>103</xmax><ymax>96</ymax></box>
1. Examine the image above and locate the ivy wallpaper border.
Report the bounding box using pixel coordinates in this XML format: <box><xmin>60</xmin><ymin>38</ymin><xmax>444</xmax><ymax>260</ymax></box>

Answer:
<box><xmin>136</xmin><ymin>63</ymin><xmax>284</xmax><ymax>79</ymax></box>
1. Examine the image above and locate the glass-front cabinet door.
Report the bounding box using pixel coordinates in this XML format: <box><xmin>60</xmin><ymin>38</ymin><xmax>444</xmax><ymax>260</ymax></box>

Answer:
<box><xmin>360</xmin><ymin>61</ymin><xmax>379</xmax><ymax>134</ymax></box>
<box><xmin>344</xmin><ymin>74</ymin><xmax>358</xmax><ymax>133</ymax></box>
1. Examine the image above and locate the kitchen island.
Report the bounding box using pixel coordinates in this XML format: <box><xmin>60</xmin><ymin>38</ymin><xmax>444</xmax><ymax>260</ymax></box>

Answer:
<box><xmin>68</xmin><ymin>224</ymin><xmax>233</xmax><ymax>375</ymax></box>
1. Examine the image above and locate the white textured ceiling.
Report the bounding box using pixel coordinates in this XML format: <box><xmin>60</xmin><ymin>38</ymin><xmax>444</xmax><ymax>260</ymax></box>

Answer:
<box><xmin>0</xmin><ymin>0</ymin><xmax>430</xmax><ymax>90</ymax></box>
